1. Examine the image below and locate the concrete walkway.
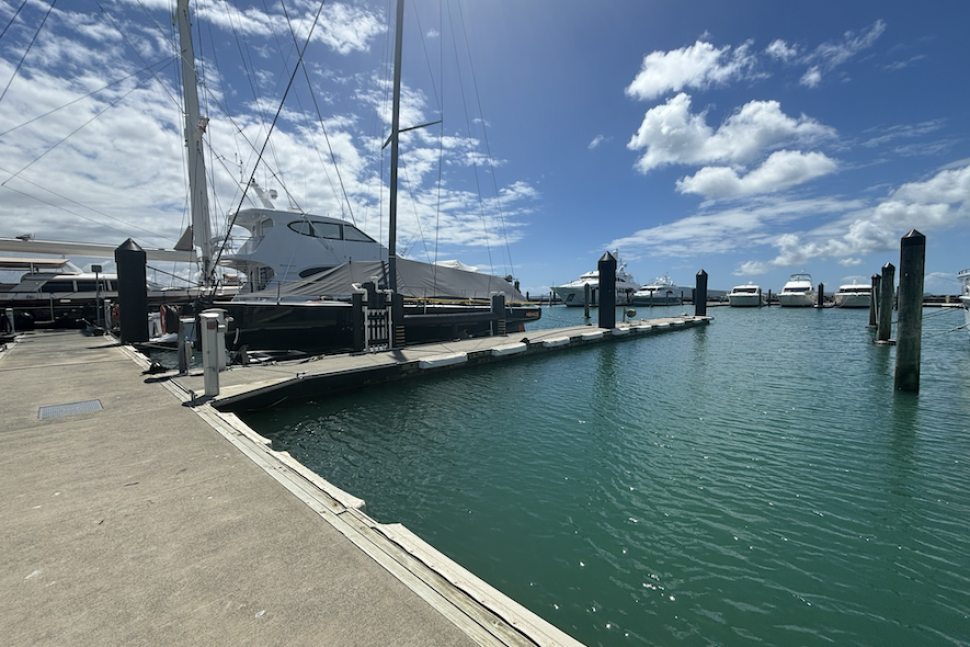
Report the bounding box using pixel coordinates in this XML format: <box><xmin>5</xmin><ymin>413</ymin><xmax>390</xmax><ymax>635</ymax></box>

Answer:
<box><xmin>0</xmin><ymin>330</ymin><xmax>583</xmax><ymax>646</ymax></box>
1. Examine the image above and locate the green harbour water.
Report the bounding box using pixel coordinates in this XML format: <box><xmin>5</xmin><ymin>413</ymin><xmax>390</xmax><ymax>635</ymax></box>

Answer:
<box><xmin>242</xmin><ymin>304</ymin><xmax>970</xmax><ymax>646</ymax></box>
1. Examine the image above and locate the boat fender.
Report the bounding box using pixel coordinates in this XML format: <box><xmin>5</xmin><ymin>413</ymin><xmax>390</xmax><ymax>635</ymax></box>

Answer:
<box><xmin>160</xmin><ymin>305</ymin><xmax>180</xmax><ymax>334</ymax></box>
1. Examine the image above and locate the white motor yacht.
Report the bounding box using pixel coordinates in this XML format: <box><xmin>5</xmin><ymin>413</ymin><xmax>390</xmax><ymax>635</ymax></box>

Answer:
<box><xmin>630</xmin><ymin>274</ymin><xmax>692</xmax><ymax>306</ymax></box>
<box><xmin>778</xmin><ymin>272</ymin><xmax>816</xmax><ymax>307</ymax></box>
<box><xmin>552</xmin><ymin>252</ymin><xmax>640</xmax><ymax>307</ymax></box>
<box><xmin>834</xmin><ymin>282</ymin><xmax>872</xmax><ymax>308</ymax></box>
<box><xmin>219</xmin><ymin>183</ymin><xmax>387</xmax><ymax>294</ymax></box>
<box><xmin>727</xmin><ymin>283</ymin><xmax>766</xmax><ymax>307</ymax></box>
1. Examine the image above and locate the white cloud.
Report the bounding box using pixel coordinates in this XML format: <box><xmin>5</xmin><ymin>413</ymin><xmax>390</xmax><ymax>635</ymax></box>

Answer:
<box><xmin>627</xmin><ymin>93</ymin><xmax>836</xmax><ymax>175</ymax></box>
<box><xmin>676</xmin><ymin>150</ymin><xmax>838</xmax><ymax>198</ymax></box>
<box><xmin>625</xmin><ymin>41</ymin><xmax>756</xmax><ymax>101</ymax></box>
<box><xmin>800</xmin><ymin>66</ymin><xmax>822</xmax><ymax>88</ymax></box>
<box><xmin>797</xmin><ymin>20</ymin><xmax>887</xmax><ymax>88</ymax></box>
<box><xmin>736</xmin><ymin>163</ymin><xmax>970</xmax><ymax>273</ymax></box>
<box><xmin>608</xmin><ymin>196</ymin><xmax>856</xmax><ymax>262</ymax></box>
<box><xmin>588</xmin><ymin>134</ymin><xmax>606</xmax><ymax>150</ymax></box>
<box><xmin>766</xmin><ymin>39</ymin><xmax>798</xmax><ymax>61</ymax></box>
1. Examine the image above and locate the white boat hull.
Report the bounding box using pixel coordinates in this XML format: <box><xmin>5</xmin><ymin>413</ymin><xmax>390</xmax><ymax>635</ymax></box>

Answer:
<box><xmin>728</xmin><ymin>294</ymin><xmax>764</xmax><ymax>307</ymax></box>
<box><xmin>553</xmin><ymin>285</ymin><xmax>635</xmax><ymax>307</ymax></box>
<box><xmin>834</xmin><ymin>294</ymin><xmax>871</xmax><ymax>308</ymax></box>
<box><xmin>778</xmin><ymin>293</ymin><xmax>815</xmax><ymax>307</ymax></box>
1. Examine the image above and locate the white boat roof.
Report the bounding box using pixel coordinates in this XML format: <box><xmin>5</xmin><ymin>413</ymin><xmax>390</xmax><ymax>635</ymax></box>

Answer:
<box><xmin>0</xmin><ymin>256</ymin><xmax>74</xmax><ymax>270</ymax></box>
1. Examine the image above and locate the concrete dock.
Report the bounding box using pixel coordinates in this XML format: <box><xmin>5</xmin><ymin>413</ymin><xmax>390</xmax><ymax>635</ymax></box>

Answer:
<box><xmin>0</xmin><ymin>316</ymin><xmax>708</xmax><ymax>645</ymax></box>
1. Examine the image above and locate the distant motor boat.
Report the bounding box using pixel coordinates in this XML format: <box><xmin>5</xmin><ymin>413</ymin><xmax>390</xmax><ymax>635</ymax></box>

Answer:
<box><xmin>778</xmin><ymin>272</ymin><xmax>816</xmax><ymax>307</ymax></box>
<box><xmin>630</xmin><ymin>274</ymin><xmax>692</xmax><ymax>306</ymax></box>
<box><xmin>727</xmin><ymin>283</ymin><xmax>766</xmax><ymax>307</ymax></box>
<box><xmin>959</xmin><ymin>268</ymin><xmax>970</xmax><ymax>339</ymax></box>
<box><xmin>552</xmin><ymin>251</ymin><xmax>640</xmax><ymax>307</ymax></box>
<box><xmin>834</xmin><ymin>282</ymin><xmax>871</xmax><ymax>308</ymax></box>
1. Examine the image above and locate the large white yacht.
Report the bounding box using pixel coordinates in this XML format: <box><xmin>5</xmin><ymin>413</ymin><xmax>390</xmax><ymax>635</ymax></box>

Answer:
<box><xmin>552</xmin><ymin>252</ymin><xmax>640</xmax><ymax>307</ymax></box>
<box><xmin>727</xmin><ymin>283</ymin><xmax>766</xmax><ymax>307</ymax></box>
<box><xmin>778</xmin><ymin>272</ymin><xmax>816</xmax><ymax>307</ymax></box>
<box><xmin>834</xmin><ymin>282</ymin><xmax>871</xmax><ymax>308</ymax></box>
<box><xmin>630</xmin><ymin>274</ymin><xmax>692</xmax><ymax>306</ymax></box>
<box><xmin>219</xmin><ymin>197</ymin><xmax>387</xmax><ymax>294</ymax></box>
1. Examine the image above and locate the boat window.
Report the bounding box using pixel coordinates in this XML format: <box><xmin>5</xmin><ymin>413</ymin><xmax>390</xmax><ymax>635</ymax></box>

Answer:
<box><xmin>310</xmin><ymin>221</ymin><xmax>341</xmax><ymax>239</ymax></box>
<box><xmin>288</xmin><ymin>221</ymin><xmax>314</xmax><ymax>236</ymax></box>
<box><xmin>40</xmin><ymin>280</ymin><xmax>75</xmax><ymax>293</ymax></box>
<box><xmin>298</xmin><ymin>266</ymin><xmax>332</xmax><ymax>278</ymax></box>
<box><xmin>75</xmin><ymin>281</ymin><xmax>101</xmax><ymax>291</ymax></box>
<box><xmin>288</xmin><ymin>220</ymin><xmax>343</xmax><ymax>240</ymax></box>
<box><xmin>343</xmin><ymin>225</ymin><xmax>376</xmax><ymax>242</ymax></box>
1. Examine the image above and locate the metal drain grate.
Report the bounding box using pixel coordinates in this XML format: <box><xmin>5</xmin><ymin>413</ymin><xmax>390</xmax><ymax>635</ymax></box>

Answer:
<box><xmin>38</xmin><ymin>399</ymin><xmax>103</xmax><ymax>420</ymax></box>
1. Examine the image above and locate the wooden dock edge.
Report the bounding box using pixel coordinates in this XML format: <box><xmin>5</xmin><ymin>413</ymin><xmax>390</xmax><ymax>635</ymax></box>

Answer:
<box><xmin>116</xmin><ymin>341</ymin><xmax>586</xmax><ymax>647</ymax></box>
<box><xmin>115</xmin><ymin>316</ymin><xmax>711</xmax><ymax>646</ymax></box>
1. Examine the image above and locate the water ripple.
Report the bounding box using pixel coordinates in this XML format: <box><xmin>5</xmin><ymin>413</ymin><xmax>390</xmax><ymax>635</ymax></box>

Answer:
<box><xmin>245</xmin><ymin>306</ymin><xmax>970</xmax><ymax>647</ymax></box>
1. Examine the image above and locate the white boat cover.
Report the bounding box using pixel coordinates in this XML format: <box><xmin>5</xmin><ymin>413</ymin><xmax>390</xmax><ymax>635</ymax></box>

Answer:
<box><xmin>246</xmin><ymin>258</ymin><xmax>526</xmax><ymax>301</ymax></box>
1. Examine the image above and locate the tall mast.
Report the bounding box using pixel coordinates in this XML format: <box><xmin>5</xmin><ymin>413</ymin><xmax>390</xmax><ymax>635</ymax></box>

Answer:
<box><xmin>387</xmin><ymin>0</ymin><xmax>405</xmax><ymax>293</ymax></box>
<box><xmin>176</xmin><ymin>0</ymin><xmax>215</xmax><ymax>287</ymax></box>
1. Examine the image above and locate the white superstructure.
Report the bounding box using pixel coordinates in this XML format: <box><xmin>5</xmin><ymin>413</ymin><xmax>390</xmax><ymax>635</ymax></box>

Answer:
<box><xmin>630</xmin><ymin>274</ymin><xmax>692</xmax><ymax>306</ymax></box>
<box><xmin>834</xmin><ymin>282</ymin><xmax>871</xmax><ymax>308</ymax></box>
<box><xmin>727</xmin><ymin>283</ymin><xmax>766</xmax><ymax>307</ymax></box>
<box><xmin>552</xmin><ymin>252</ymin><xmax>640</xmax><ymax>307</ymax></box>
<box><xmin>778</xmin><ymin>272</ymin><xmax>816</xmax><ymax>307</ymax></box>
<box><xmin>219</xmin><ymin>204</ymin><xmax>387</xmax><ymax>294</ymax></box>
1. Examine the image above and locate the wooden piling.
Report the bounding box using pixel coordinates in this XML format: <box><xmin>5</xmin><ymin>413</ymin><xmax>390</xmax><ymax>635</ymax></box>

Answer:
<box><xmin>894</xmin><ymin>230</ymin><xmax>925</xmax><ymax>392</ymax></box>
<box><xmin>583</xmin><ymin>283</ymin><xmax>591</xmax><ymax>319</ymax></box>
<box><xmin>868</xmin><ymin>274</ymin><xmax>880</xmax><ymax>329</ymax></box>
<box><xmin>877</xmin><ymin>263</ymin><xmax>895</xmax><ymax>342</ymax></box>
<box><xmin>816</xmin><ymin>283</ymin><xmax>824</xmax><ymax>308</ymax></box>
<box><xmin>597</xmin><ymin>251</ymin><xmax>617</xmax><ymax>329</ymax></box>
<box><xmin>695</xmin><ymin>270</ymin><xmax>708</xmax><ymax>317</ymax></box>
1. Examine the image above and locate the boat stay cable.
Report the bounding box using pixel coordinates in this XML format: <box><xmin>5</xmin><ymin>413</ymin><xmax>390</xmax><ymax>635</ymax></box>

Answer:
<box><xmin>0</xmin><ymin>166</ymin><xmax>183</xmax><ymax>243</ymax></box>
<box><xmin>0</xmin><ymin>0</ymin><xmax>30</xmax><ymax>44</ymax></box>
<box><xmin>0</xmin><ymin>0</ymin><xmax>56</xmax><ymax>107</ymax></box>
<box><xmin>454</xmin><ymin>1</ymin><xmax>516</xmax><ymax>285</ymax></box>
<box><xmin>0</xmin><ymin>77</ymin><xmax>156</xmax><ymax>188</ymax></box>
<box><xmin>444</xmin><ymin>2</ymin><xmax>495</xmax><ymax>292</ymax></box>
<box><xmin>209</xmin><ymin>0</ymin><xmax>327</xmax><ymax>287</ymax></box>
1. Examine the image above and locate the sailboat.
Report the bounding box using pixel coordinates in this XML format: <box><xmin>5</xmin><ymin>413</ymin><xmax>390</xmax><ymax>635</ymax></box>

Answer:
<box><xmin>180</xmin><ymin>0</ymin><xmax>539</xmax><ymax>354</ymax></box>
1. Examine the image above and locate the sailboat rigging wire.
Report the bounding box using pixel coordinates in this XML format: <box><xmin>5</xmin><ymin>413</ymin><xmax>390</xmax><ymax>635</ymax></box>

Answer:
<box><xmin>455</xmin><ymin>1</ymin><xmax>515</xmax><ymax>282</ymax></box>
<box><xmin>0</xmin><ymin>0</ymin><xmax>30</xmax><ymax>44</ymax></box>
<box><xmin>211</xmin><ymin>0</ymin><xmax>328</xmax><ymax>274</ymax></box>
<box><xmin>0</xmin><ymin>166</ymin><xmax>178</xmax><ymax>242</ymax></box>
<box><xmin>0</xmin><ymin>0</ymin><xmax>57</xmax><ymax>106</ymax></box>
<box><xmin>278</xmin><ymin>0</ymin><xmax>359</xmax><ymax>227</ymax></box>
<box><xmin>1</xmin><ymin>77</ymin><xmax>154</xmax><ymax>187</ymax></box>
<box><xmin>445</xmin><ymin>2</ymin><xmax>494</xmax><ymax>289</ymax></box>
<box><xmin>0</xmin><ymin>57</ymin><xmax>172</xmax><ymax>139</ymax></box>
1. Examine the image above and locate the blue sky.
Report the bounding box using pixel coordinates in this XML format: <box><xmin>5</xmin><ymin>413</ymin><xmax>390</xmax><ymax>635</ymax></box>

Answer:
<box><xmin>1</xmin><ymin>0</ymin><xmax>968</xmax><ymax>295</ymax></box>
